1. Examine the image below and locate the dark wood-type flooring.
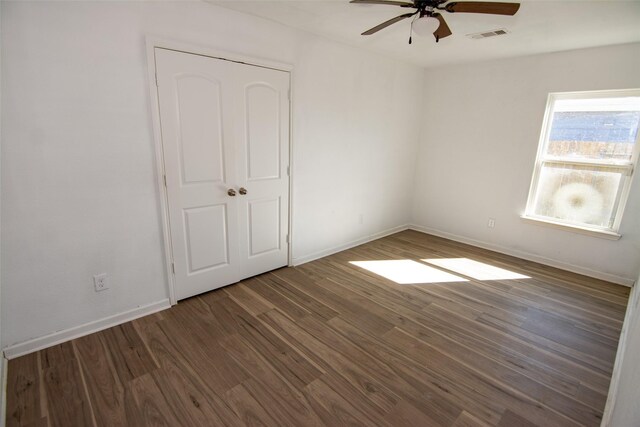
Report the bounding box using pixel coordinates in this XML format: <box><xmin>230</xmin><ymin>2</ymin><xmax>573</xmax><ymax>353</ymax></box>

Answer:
<box><xmin>6</xmin><ymin>230</ymin><xmax>630</xmax><ymax>426</ymax></box>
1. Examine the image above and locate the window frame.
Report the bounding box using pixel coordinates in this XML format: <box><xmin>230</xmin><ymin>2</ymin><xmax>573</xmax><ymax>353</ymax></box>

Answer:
<box><xmin>523</xmin><ymin>89</ymin><xmax>640</xmax><ymax>238</ymax></box>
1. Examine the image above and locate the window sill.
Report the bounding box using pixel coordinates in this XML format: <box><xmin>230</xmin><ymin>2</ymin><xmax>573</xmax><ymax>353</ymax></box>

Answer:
<box><xmin>520</xmin><ymin>215</ymin><xmax>622</xmax><ymax>241</ymax></box>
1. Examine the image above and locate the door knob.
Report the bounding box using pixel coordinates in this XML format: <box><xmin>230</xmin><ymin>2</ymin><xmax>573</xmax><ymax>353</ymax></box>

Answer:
<box><xmin>227</xmin><ymin>189</ymin><xmax>236</xmax><ymax>196</ymax></box>
<box><xmin>239</xmin><ymin>187</ymin><xmax>247</xmax><ymax>195</ymax></box>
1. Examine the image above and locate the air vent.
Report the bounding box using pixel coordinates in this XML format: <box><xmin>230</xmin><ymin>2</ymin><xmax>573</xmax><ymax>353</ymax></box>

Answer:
<box><xmin>466</xmin><ymin>28</ymin><xmax>509</xmax><ymax>40</ymax></box>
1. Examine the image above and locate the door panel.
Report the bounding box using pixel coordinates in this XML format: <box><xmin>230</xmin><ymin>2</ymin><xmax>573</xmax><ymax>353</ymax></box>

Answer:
<box><xmin>176</xmin><ymin>76</ymin><xmax>225</xmax><ymax>184</ymax></box>
<box><xmin>235</xmin><ymin>65</ymin><xmax>290</xmax><ymax>278</ymax></box>
<box><xmin>183</xmin><ymin>204</ymin><xmax>229</xmax><ymax>273</ymax></box>
<box><xmin>155</xmin><ymin>47</ymin><xmax>290</xmax><ymax>300</ymax></box>
<box><xmin>246</xmin><ymin>84</ymin><xmax>281</xmax><ymax>181</ymax></box>
<box><xmin>248</xmin><ymin>197</ymin><xmax>281</xmax><ymax>256</ymax></box>
<box><xmin>156</xmin><ymin>48</ymin><xmax>239</xmax><ymax>300</ymax></box>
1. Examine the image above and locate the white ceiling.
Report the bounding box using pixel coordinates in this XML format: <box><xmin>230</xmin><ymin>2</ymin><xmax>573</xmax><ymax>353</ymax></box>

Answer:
<box><xmin>210</xmin><ymin>0</ymin><xmax>640</xmax><ymax>68</ymax></box>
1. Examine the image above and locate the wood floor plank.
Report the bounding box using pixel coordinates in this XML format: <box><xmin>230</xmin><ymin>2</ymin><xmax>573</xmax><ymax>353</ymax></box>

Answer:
<box><xmin>20</xmin><ymin>418</ymin><xmax>49</xmax><ymax>427</ymax></box>
<box><xmin>153</xmin><ymin>309</ymin><xmax>250</xmax><ymax>395</ymax></box>
<box><xmin>73</xmin><ymin>334</ymin><xmax>127</xmax><ymax>427</ymax></box>
<box><xmin>298</xmin><ymin>259</ymin><xmax>439</xmax><ymax>320</ymax></box>
<box><xmin>244</xmin><ymin>378</ymin><xmax>323</xmax><ymax>426</ymax></box>
<box><xmin>196</xmin><ymin>294</ymin><xmax>246</xmax><ymax>338</ymax></box>
<box><xmin>6</xmin><ymin>353</ymin><xmax>41</xmax><ymax>427</ymax></box>
<box><xmin>129</xmin><ymin>373</ymin><xmax>181</xmax><ymax>427</ymax></box>
<box><xmin>227</xmin><ymin>305</ymin><xmax>324</xmax><ymax>389</ymax></box>
<box><xmin>303</xmin><ymin>378</ymin><xmax>383</xmax><ymax>427</ymax></box>
<box><xmin>309</xmin><ymin>259</ymin><xmax>603</xmax><ymax>403</ymax></box>
<box><xmin>122</xmin><ymin>385</ymin><xmax>147</xmax><ymax>427</ymax></box>
<box><xmin>40</xmin><ymin>343</ymin><xmax>75</xmax><ymax>370</ymax></box>
<box><xmin>149</xmin><ymin>368</ymin><xmax>227</xmax><ymax>427</ymax></box>
<box><xmin>224</xmin><ymin>280</ymin><xmax>275</xmax><ymax>316</ymax></box>
<box><xmin>133</xmin><ymin>318</ymin><xmax>242</xmax><ymax>426</ymax></box>
<box><xmin>98</xmin><ymin>323</ymin><xmax>158</xmax><ymax>384</ymax></box>
<box><xmin>274</xmin><ymin>271</ymin><xmax>395</xmax><ymax>336</ymax></box>
<box><xmin>497</xmin><ymin>409</ymin><xmax>539</xmax><ymax>427</ymax></box>
<box><xmin>225</xmin><ymin>382</ymin><xmax>279</xmax><ymax>427</ymax></box>
<box><xmin>391</xmin><ymin>231</ymin><xmax>629</xmax><ymax>299</ymax></box>
<box><xmin>452</xmin><ymin>411</ymin><xmax>492</xmax><ymax>427</ymax></box>
<box><xmin>250</xmin><ymin>275</ymin><xmax>312</xmax><ymax>319</ymax></box>
<box><xmin>383</xmin><ymin>399</ymin><xmax>445</xmax><ymax>427</ymax></box>
<box><xmin>520</xmin><ymin>308</ymin><xmax>618</xmax><ymax>360</ymax></box>
<box><xmin>424</xmin><ymin>304</ymin><xmax>614</xmax><ymax>393</ymax></box>
<box><xmin>476</xmin><ymin>312</ymin><xmax>614</xmax><ymax>376</ymax></box>
<box><xmin>42</xmin><ymin>359</ymin><xmax>95</xmax><ymax>427</ymax></box>
<box><xmin>382</xmin><ymin>327</ymin><xmax>583</xmax><ymax>427</ymax></box>
<box><xmin>220</xmin><ymin>334</ymin><xmax>324</xmax><ymax>426</ymax></box>
<box><xmin>390</xmin><ymin>324</ymin><xmax>603</xmax><ymax>426</ymax></box>
<box><xmin>326</xmin><ymin>316</ymin><xmax>504</xmax><ymax>426</ymax></box>
<box><xmin>6</xmin><ymin>230</ymin><xmax>628</xmax><ymax>427</ymax></box>
<box><xmin>391</xmin><ymin>308</ymin><xmax>586</xmax><ymax>401</ymax></box>
<box><xmin>473</xmin><ymin>276</ymin><xmax>625</xmax><ymax>328</ymax></box>
<box><xmin>354</xmin><ymin>241</ymin><xmax>625</xmax><ymax>327</ymax></box>
<box><xmin>263</xmin><ymin>272</ymin><xmax>339</xmax><ymax>321</ymax></box>
<box><xmin>259</xmin><ymin>309</ymin><xmax>399</xmax><ymax>417</ymax></box>
<box><xmin>263</xmin><ymin>309</ymin><xmax>463</xmax><ymax>426</ymax></box>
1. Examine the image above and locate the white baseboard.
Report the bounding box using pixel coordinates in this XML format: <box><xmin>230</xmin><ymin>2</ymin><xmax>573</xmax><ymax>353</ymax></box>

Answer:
<box><xmin>600</xmin><ymin>283</ymin><xmax>638</xmax><ymax>426</ymax></box>
<box><xmin>2</xmin><ymin>299</ymin><xmax>171</xmax><ymax>360</ymax></box>
<box><xmin>292</xmin><ymin>224</ymin><xmax>410</xmax><ymax>266</ymax></box>
<box><xmin>408</xmin><ymin>224</ymin><xmax>635</xmax><ymax>287</ymax></box>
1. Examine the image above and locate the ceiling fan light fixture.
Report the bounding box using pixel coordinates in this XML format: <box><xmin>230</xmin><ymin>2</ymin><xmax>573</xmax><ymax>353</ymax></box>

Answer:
<box><xmin>353</xmin><ymin>0</ymin><xmax>519</xmax><ymax>42</ymax></box>
<box><xmin>412</xmin><ymin>16</ymin><xmax>440</xmax><ymax>36</ymax></box>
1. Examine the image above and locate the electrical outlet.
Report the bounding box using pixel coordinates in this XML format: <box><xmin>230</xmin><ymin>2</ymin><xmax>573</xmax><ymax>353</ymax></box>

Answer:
<box><xmin>93</xmin><ymin>273</ymin><xmax>109</xmax><ymax>292</ymax></box>
<box><xmin>487</xmin><ymin>218</ymin><xmax>496</xmax><ymax>228</ymax></box>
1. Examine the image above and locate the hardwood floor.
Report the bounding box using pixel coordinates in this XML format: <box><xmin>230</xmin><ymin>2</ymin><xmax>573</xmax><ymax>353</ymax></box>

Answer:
<box><xmin>6</xmin><ymin>230</ymin><xmax>629</xmax><ymax>426</ymax></box>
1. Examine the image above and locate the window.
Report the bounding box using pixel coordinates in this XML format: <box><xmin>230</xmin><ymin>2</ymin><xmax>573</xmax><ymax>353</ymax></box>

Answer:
<box><xmin>524</xmin><ymin>90</ymin><xmax>640</xmax><ymax>237</ymax></box>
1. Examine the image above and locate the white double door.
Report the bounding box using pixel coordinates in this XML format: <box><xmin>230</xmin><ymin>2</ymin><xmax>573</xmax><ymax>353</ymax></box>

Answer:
<box><xmin>155</xmin><ymin>48</ymin><xmax>290</xmax><ymax>300</ymax></box>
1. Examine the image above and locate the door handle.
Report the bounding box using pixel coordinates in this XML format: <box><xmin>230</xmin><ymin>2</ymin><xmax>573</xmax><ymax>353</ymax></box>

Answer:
<box><xmin>227</xmin><ymin>189</ymin><xmax>236</xmax><ymax>196</ymax></box>
<box><xmin>239</xmin><ymin>187</ymin><xmax>248</xmax><ymax>195</ymax></box>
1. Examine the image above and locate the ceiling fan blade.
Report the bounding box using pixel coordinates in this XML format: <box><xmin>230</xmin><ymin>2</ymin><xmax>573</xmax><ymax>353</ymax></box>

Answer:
<box><xmin>361</xmin><ymin>12</ymin><xmax>416</xmax><ymax>35</ymax></box>
<box><xmin>433</xmin><ymin>13</ymin><xmax>452</xmax><ymax>41</ymax></box>
<box><xmin>444</xmin><ymin>2</ymin><xmax>520</xmax><ymax>15</ymax></box>
<box><xmin>350</xmin><ymin>0</ymin><xmax>415</xmax><ymax>7</ymax></box>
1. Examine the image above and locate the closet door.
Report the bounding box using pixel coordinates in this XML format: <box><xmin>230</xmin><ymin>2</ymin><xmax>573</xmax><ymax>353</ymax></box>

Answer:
<box><xmin>155</xmin><ymin>48</ymin><xmax>289</xmax><ymax>300</ymax></box>
<box><xmin>234</xmin><ymin>64</ymin><xmax>290</xmax><ymax>279</ymax></box>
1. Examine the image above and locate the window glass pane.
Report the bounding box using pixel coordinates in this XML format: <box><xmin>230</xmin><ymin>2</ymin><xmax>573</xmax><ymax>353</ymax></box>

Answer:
<box><xmin>532</xmin><ymin>164</ymin><xmax>624</xmax><ymax>228</ymax></box>
<box><xmin>546</xmin><ymin>97</ymin><xmax>640</xmax><ymax>162</ymax></box>
<box><xmin>547</xmin><ymin>111</ymin><xmax>639</xmax><ymax>161</ymax></box>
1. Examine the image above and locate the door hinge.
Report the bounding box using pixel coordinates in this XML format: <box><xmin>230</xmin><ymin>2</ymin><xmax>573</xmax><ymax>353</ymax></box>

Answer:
<box><xmin>286</xmin><ymin>166</ymin><xmax>290</xmax><ymax>176</ymax></box>
<box><xmin>155</xmin><ymin>72</ymin><xmax>159</xmax><ymax>87</ymax></box>
<box><xmin>287</xmin><ymin>89</ymin><xmax>291</xmax><ymax>100</ymax></box>
<box><xmin>163</xmin><ymin>174</ymin><xmax>167</xmax><ymax>187</ymax></box>
<box><xmin>285</xmin><ymin>234</ymin><xmax>289</xmax><ymax>244</ymax></box>
<box><xmin>171</xmin><ymin>263</ymin><xmax>175</xmax><ymax>274</ymax></box>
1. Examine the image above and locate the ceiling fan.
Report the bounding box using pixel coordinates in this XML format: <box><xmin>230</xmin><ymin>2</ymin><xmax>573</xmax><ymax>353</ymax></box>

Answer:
<box><xmin>351</xmin><ymin>0</ymin><xmax>520</xmax><ymax>43</ymax></box>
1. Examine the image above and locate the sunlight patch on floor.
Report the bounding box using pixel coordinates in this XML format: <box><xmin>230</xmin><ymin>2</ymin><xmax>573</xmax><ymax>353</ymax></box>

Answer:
<box><xmin>422</xmin><ymin>258</ymin><xmax>530</xmax><ymax>280</ymax></box>
<box><xmin>349</xmin><ymin>260</ymin><xmax>468</xmax><ymax>284</ymax></box>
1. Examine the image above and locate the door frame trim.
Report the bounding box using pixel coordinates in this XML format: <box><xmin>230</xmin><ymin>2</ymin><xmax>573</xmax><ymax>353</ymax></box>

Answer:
<box><xmin>145</xmin><ymin>36</ymin><xmax>294</xmax><ymax>305</ymax></box>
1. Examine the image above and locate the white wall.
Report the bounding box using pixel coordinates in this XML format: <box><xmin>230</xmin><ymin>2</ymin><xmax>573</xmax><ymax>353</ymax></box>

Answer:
<box><xmin>412</xmin><ymin>43</ymin><xmax>640</xmax><ymax>283</ymax></box>
<box><xmin>0</xmin><ymin>0</ymin><xmax>4</xmax><ymax>414</ymax></box>
<box><xmin>292</xmin><ymin>40</ymin><xmax>422</xmax><ymax>260</ymax></box>
<box><xmin>602</xmin><ymin>279</ymin><xmax>640</xmax><ymax>426</ymax></box>
<box><xmin>0</xmin><ymin>1</ymin><xmax>423</xmax><ymax>349</ymax></box>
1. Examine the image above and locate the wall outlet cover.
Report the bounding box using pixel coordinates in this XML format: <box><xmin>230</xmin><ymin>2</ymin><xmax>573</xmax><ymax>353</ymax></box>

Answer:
<box><xmin>93</xmin><ymin>273</ymin><xmax>109</xmax><ymax>292</ymax></box>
